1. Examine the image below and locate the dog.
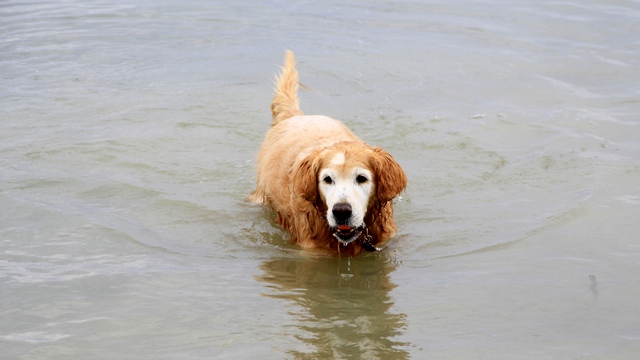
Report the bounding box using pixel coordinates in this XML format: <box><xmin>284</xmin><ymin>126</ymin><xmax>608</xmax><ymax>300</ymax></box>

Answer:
<box><xmin>249</xmin><ymin>50</ymin><xmax>407</xmax><ymax>256</ymax></box>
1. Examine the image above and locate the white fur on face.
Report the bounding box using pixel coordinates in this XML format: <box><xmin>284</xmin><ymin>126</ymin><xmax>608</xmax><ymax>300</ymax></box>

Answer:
<box><xmin>318</xmin><ymin>153</ymin><xmax>374</xmax><ymax>233</ymax></box>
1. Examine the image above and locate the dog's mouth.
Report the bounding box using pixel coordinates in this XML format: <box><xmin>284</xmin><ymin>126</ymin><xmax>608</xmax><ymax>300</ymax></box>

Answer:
<box><xmin>332</xmin><ymin>225</ymin><xmax>364</xmax><ymax>244</ymax></box>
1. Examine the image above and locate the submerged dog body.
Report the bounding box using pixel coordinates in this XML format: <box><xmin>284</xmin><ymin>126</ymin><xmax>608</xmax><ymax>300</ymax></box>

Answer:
<box><xmin>249</xmin><ymin>51</ymin><xmax>407</xmax><ymax>256</ymax></box>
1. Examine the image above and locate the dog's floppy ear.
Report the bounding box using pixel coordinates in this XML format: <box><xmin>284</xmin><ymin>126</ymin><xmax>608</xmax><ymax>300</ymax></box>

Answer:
<box><xmin>291</xmin><ymin>150</ymin><xmax>322</xmax><ymax>203</ymax></box>
<box><xmin>370</xmin><ymin>147</ymin><xmax>407</xmax><ymax>202</ymax></box>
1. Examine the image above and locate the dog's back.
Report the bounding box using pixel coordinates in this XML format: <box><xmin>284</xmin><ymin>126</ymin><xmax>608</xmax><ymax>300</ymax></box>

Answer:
<box><xmin>248</xmin><ymin>51</ymin><xmax>358</xmax><ymax>207</ymax></box>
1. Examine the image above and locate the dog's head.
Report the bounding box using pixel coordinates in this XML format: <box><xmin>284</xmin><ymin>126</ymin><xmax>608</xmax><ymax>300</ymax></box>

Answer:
<box><xmin>292</xmin><ymin>142</ymin><xmax>407</xmax><ymax>245</ymax></box>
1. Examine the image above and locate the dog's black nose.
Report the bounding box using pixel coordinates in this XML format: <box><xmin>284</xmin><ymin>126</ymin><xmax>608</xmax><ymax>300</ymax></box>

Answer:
<box><xmin>332</xmin><ymin>203</ymin><xmax>352</xmax><ymax>222</ymax></box>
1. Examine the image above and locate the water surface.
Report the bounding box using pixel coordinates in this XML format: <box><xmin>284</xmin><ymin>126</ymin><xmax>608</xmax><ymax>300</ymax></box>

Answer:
<box><xmin>2</xmin><ymin>0</ymin><xmax>639</xmax><ymax>358</ymax></box>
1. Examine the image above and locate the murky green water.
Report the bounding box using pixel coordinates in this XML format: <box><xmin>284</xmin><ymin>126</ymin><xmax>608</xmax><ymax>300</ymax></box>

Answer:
<box><xmin>2</xmin><ymin>0</ymin><xmax>639</xmax><ymax>358</ymax></box>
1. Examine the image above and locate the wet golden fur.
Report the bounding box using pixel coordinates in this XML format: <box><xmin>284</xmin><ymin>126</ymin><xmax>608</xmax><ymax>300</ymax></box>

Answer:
<box><xmin>249</xmin><ymin>51</ymin><xmax>407</xmax><ymax>256</ymax></box>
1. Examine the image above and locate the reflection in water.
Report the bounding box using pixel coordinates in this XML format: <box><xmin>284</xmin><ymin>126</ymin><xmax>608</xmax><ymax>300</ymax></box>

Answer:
<box><xmin>258</xmin><ymin>254</ymin><xmax>409</xmax><ymax>359</ymax></box>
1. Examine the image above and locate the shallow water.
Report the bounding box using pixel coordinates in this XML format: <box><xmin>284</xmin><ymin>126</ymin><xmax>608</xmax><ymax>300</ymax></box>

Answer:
<box><xmin>2</xmin><ymin>0</ymin><xmax>640</xmax><ymax>358</ymax></box>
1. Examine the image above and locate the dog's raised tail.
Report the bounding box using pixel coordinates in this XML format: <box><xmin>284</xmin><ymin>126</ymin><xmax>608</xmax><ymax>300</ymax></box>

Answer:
<box><xmin>271</xmin><ymin>50</ymin><xmax>304</xmax><ymax>125</ymax></box>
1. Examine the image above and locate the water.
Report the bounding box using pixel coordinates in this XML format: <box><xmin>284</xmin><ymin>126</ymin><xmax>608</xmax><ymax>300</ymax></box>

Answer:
<box><xmin>2</xmin><ymin>0</ymin><xmax>639</xmax><ymax>358</ymax></box>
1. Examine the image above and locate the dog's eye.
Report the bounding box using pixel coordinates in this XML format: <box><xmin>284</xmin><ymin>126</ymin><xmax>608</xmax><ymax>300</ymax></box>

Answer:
<box><xmin>356</xmin><ymin>175</ymin><xmax>368</xmax><ymax>184</ymax></box>
<box><xmin>323</xmin><ymin>176</ymin><xmax>333</xmax><ymax>184</ymax></box>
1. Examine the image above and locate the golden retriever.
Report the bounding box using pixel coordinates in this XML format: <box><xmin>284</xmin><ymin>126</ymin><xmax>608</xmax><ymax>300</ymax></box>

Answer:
<box><xmin>249</xmin><ymin>50</ymin><xmax>407</xmax><ymax>256</ymax></box>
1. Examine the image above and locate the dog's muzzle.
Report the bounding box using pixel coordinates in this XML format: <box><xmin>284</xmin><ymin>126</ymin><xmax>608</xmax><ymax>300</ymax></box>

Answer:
<box><xmin>331</xmin><ymin>202</ymin><xmax>363</xmax><ymax>244</ymax></box>
<box><xmin>332</xmin><ymin>225</ymin><xmax>364</xmax><ymax>244</ymax></box>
